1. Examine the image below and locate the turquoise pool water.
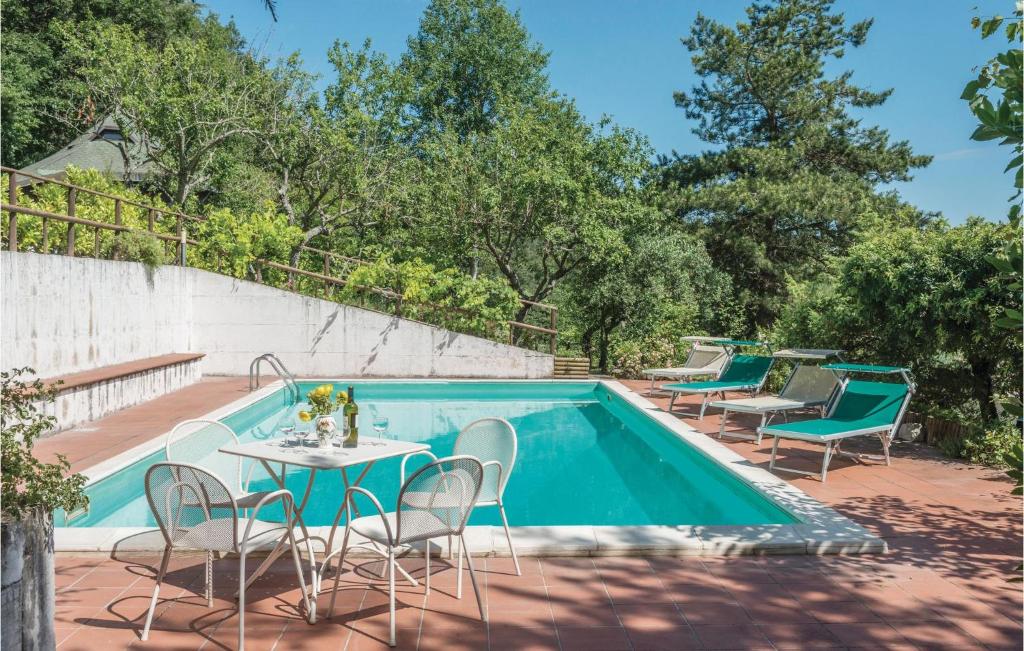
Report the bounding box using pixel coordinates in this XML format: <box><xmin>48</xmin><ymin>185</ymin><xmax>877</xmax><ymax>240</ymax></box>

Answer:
<box><xmin>57</xmin><ymin>382</ymin><xmax>796</xmax><ymax>528</ymax></box>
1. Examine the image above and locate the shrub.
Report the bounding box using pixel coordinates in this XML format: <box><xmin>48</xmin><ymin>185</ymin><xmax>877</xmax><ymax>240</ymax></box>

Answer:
<box><xmin>340</xmin><ymin>256</ymin><xmax>520</xmax><ymax>336</ymax></box>
<box><xmin>1</xmin><ymin>368</ymin><xmax>88</xmax><ymax>520</ymax></box>
<box><xmin>110</xmin><ymin>230</ymin><xmax>169</xmax><ymax>270</ymax></box>
<box><xmin>962</xmin><ymin>419</ymin><xmax>1023</xmax><ymax>468</ymax></box>
<box><xmin>191</xmin><ymin>203</ymin><xmax>303</xmax><ymax>279</ymax></box>
<box><xmin>610</xmin><ymin>334</ymin><xmax>680</xmax><ymax>379</ymax></box>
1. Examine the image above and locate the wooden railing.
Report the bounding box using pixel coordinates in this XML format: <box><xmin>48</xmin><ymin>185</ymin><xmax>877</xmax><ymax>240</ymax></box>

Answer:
<box><xmin>1</xmin><ymin>167</ymin><xmax>558</xmax><ymax>354</ymax></box>
<box><xmin>2</xmin><ymin>166</ymin><xmax>197</xmax><ymax>263</ymax></box>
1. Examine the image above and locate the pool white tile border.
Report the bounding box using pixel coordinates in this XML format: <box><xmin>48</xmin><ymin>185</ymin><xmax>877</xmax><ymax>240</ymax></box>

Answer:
<box><xmin>54</xmin><ymin>378</ymin><xmax>885</xmax><ymax>556</ymax></box>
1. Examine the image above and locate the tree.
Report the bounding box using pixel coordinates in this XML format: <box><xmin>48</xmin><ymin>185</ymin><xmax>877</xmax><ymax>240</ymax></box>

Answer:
<box><xmin>400</xmin><ymin>0</ymin><xmax>550</xmax><ymax>139</ymax></box>
<box><xmin>775</xmin><ymin>220</ymin><xmax>1022</xmax><ymax>423</ymax></box>
<box><xmin>0</xmin><ymin>0</ymin><xmax>209</xmax><ymax>168</ymax></box>
<box><xmin>62</xmin><ymin>22</ymin><xmax>279</xmax><ymax>206</ymax></box>
<box><xmin>663</xmin><ymin>0</ymin><xmax>931</xmax><ymax>332</ymax></box>
<box><xmin>562</xmin><ymin>225</ymin><xmax>738</xmax><ymax>371</ymax></box>
<box><xmin>415</xmin><ymin>97</ymin><xmax>652</xmax><ymax>328</ymax></box>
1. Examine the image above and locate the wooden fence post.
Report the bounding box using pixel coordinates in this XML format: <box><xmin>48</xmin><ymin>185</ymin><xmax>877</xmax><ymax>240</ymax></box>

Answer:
<box><xmin>65</xmin><ymin>188</ymin><xmax>77</xmax><ymax>256</ymax></box>
<box><xmin>6</xmin><ymin>172</ymin><xmax>17</xmax><ymax>252</ymax></box>
<box><xmin>112</xmin><ymin>199</ymin><xmax>122</xmax><ymax>259</ymax></box>
<box><xmin>549</xmin><ymin>307</ymin><xmax>558</xmax><ymax>355</ymax></box>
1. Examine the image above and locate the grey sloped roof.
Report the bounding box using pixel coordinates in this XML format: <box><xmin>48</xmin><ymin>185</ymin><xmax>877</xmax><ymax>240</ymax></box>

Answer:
<box><xmin>19</xmin><ymin>116</ymin><xmax>154</xmax><ymax>183</ymax></box>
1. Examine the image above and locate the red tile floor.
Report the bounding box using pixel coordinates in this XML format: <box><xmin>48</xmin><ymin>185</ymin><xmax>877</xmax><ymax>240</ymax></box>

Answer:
<box><xmin>49</xmin><ymin>378</ymin><xmax>1022</xmax><ymax>650</ymax></box>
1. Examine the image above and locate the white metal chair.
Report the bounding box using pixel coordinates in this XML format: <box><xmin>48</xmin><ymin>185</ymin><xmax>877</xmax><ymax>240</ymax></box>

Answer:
<box><xmin>401</xmin><ymin>417</ymin><xmax>521</xmax><ymax>583</ymax></box>
<box><xmin>165</xmin><ymin>419</ymin><xmax>260</xmax><ymax>507</ymax></box>
<box><xmin>141</xmin><ymin>462</ymin><xmax>312</xmax><ymax>650</ymax></box>
<box><xmin>326</xmin><ymin>456</ymin><xmax>486</xmax><ymax>647</ymax></box>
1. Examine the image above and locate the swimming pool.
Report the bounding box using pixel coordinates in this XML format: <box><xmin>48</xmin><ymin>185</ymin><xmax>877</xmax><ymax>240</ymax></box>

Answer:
<box><xmin>57</xmin><ymin>381</ymin><xmax>798</xmax><ymax>529</ymax></box>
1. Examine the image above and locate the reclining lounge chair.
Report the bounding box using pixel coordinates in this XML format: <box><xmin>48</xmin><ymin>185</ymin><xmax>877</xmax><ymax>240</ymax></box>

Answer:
<box><xmin>642</xmin><ymin>336</ymin><xmax>730</xmax><ymax>395</ymax></box>
<box><xmin>759</xmin><ymin>363</ymin><xmax>915</xmax><ymax>482</ymax></box>
<box><xmin>709</xmin><ymin>349</ymin><xmax>842</xmax><ymax>444</ymax></box>
<box><xmin>663</xmin><ymin>345</ymin><xmax>774</xmax><ymax>419</ymax></box>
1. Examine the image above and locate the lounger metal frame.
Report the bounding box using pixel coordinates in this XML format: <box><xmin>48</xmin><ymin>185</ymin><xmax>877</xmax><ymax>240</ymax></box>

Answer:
<box><xmin>713</xmin><ymin>350</ymin><xmax>843</xmax><ymax>444</ymax></box>
<box><xmin>761</xmin><ymin>367</ymin><xmax>916</xmax><ymax>482</ymax></box>
<box><xmin>666</xmin><ymin>346</ymin><xmax>775</xmax><ymax>420</ymax></box>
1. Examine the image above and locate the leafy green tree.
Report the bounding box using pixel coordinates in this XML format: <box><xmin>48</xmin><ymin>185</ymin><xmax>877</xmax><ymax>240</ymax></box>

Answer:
<box><xmin>262</xmin><ymin>43</ymin><xmax>413</xmax><ymax>264</ymax></box>
<box><xmin>0</xmin><ymin>0</ymin><xmax>214</xmax><ymax>168</ymax></box>
<box><xmin>62</xmin><ymin>21</ymin><xmax>279</xmax><ymax>206</ymax></box>
<box><xmin>415</xmin><ymin>97</ymin><xmax>652</xmax><ymax>327</ymax></box>
<box><xmin>400</xmin><ymin>0</ymin><xmax>550</xmax><ymax>139</ymax></box>
<box><xmin>663</xmin><ymin>0</ymin><xmax>931</xmax><ymax>332</ymax></box>
<box><xmin>562</xmin><ymin>227</ymin><xmax>739</xmax><ymax>371</ymax></box>
<box><xmin>776</xmin><ymin>219</ymin><xmax>1021</xmax><ymax>423</ymax></box>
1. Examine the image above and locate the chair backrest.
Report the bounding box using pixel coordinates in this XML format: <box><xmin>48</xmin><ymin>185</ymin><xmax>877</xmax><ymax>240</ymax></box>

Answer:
<box><xmin>453</xmin><ymin>418</ymin><xmax>516</xmax><ymax>503</ymax></box>
<box><xmin>145</xmin><ymin>462</ymin><xmax>239</xmax><ymax>552</ymax></box>
<box><xmin>719</xmin><ymin>355</ymin><xmax>774</xmax><ymax>385</ymax></box>
<box><xmin>779</xmin><ymin>365</ymin><xmax>839</xmax><ymax>404</ymax></box>
<box><xmin>166</xmin><ymin>420</ymin><xmax>242</xmax><ymax>494</ymax></box>
<box><xmin>686</xmin><ymin>344</ymin><xmax>728</xmax><ymax>371</ymax></box>
<box><xmin>828</xmin><ymin>380</ymin><xmax>910</xmax><ymax>428</ymax></box>
<box><xmin>396</xmin><ymin>456</ymin><xmax>484</xmax><ymax>545</ymax></box>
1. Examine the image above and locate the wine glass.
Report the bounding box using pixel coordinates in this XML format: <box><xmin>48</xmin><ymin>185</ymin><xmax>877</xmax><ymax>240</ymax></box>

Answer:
<box><xmin>372</xmin><ymin>416</ymin><xmax>391</xmax><ymax>439</ymax></box>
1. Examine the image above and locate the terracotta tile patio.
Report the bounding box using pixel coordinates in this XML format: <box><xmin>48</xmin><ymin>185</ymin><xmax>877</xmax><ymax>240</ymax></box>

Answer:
<box><xmin>48</xmin><ymin>378</ymin><xmax>1022</xmax><ymax>650</ymax></box>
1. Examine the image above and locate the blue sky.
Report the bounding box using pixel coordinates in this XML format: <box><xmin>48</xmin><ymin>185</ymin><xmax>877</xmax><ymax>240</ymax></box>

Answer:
<box><xmin>203</xmin><ymin>0</ymin><xmax>1017</xmax><ymax>224</ymax></box>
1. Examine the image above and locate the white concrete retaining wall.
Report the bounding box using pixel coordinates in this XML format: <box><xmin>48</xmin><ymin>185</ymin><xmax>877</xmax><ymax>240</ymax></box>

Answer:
<box><xmin>1</xmin><ymin>252</ymin><xmax>193</xmax><ymax>378</ymax></box>
<box><xmin>1</xmin><ymin>252</ymin><xmax>553</xmax><ymax>379</ymax></box>
<box><xmin>44</xmin><ymin>359</ymin><xmax>202</xmax><ymax>431</ymax></box>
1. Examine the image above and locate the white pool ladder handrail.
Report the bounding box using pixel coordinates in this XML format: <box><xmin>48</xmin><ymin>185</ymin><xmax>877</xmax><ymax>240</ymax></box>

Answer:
<box><xmin>249</xmin><ymin>353</ymin><xmax>300</xmax><ymax>401</ymax></box>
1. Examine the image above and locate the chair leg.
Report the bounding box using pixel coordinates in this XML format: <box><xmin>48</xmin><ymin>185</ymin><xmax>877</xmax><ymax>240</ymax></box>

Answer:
<box><xmin>238</xmin><ymin>550</ymin><xmax>247</xmax><ymax>651</ymax></box>
<box><xmin>205</xmin><ymin>550</ymin><xmax>213</xmax><ymax>608</ymax></box>
<box><xmin>456</xmin><ymin>534</ymin><xmax>464</xmax><ymax>600</ymax></box>
<box><xmin>327</xmin><ymin>526</ymin><xmax>352</xmax><ymax>619</ymax></box>
<box><xmin>879</xmin><ymin>433</ymin><xmax>892</xmax><ymax>466</ymax></box>
<box><xmin>424</xmin><ymin>540</ymin><xmax>431</xmax><ymax>597</ymax></box>
<box><xmin>821</xmin><ymin>441</ymin><xmax>834</xmax><ymax>483</ymax></box>
<box><xmin>460</xmin><ymin>534</ymin><xmax>486</xmax><ymax>622</ymax></box>
<box><xmin>769</xmin><ymin>436</ymin><xmax>780</xmax><ymax>471</ymax></box>
<box><xmin>668</xmin><ymin>392</ymin><xmax>677</xmax><ymax>411</ymax></box>
<box><xmin>718</xmin><ymin>409</ymin><xmax>728</xmax><ymax>439</ymax></box>
<box><xmin>698</xmin><ymin>394</ymin><xmax>709</xmax><ymax>420</ymax></box>
<box><xmin>497</xmin><ymin>502</ymin><xmax>521</xmax><ymax>576</ymax></box>
<box><xmin>285</xmin><ymin>512</ymin><xmax>315</xmax><ymax>624</ymax></box>
<box><xmin>388</xmin><ymin>548</ymin><xmax>397</xmax><ymax>647</ymax></box>
<box><xmin>141</xmin><ymin>545</ymin><xmax>171</xmax><ymax>641</ymax></box>
<box><xmin>448</xmin><ymin>534</ymin><xmax>454</xmax><ymax>560</ymax></box>
<box><xmin>757</xmin><ymin>412</ymin><xmax>767</xmax><ymax>445</ymax></box>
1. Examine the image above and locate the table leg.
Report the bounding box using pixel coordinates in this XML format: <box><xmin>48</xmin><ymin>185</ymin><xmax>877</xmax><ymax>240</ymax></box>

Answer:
<box><xmin>251</xmin><ymin>460</ymin><xmax>321</xmax><ymax>596</ymax></box>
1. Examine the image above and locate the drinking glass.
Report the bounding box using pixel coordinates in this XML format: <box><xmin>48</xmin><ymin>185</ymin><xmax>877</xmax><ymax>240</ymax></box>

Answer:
<box><xmin>372</xmin><ymin>416</ymin><xmax>391</xmax><ymax>439</ymax></box>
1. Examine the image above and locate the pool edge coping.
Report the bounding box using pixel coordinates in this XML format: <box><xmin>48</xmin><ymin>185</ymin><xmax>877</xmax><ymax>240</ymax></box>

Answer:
<box><xmin>54</xmin><ymin>378</ymin><xmax>886</xmax><ymax>557</ymax></box>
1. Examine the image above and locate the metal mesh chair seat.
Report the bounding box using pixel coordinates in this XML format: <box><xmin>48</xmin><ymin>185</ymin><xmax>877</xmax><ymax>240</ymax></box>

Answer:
<box><xmin>168</xmin><ymin>516</ymin><xmax>291</xmax><ymax>551</ymax></box>
<box><xmin>350</xmin><ymin>510</ymin><xmax>452</xmax><ymax>546</ymax></box>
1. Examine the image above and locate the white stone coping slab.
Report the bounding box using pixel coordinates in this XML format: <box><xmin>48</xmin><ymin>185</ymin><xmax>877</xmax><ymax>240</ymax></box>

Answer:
<box><xmin>54</xmin><ymin>378</ymin><xmax>884</xmax><ymax>556</ymax></box>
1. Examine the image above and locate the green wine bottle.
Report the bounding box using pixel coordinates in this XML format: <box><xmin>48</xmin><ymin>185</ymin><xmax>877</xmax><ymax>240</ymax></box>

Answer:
<box><xmin>343</xmin><ymin>385</ymin><xmax>359</xmax><ymax>448</ymax></box>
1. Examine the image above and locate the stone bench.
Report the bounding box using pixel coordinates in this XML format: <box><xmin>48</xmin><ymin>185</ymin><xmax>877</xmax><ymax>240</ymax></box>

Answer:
<box><xmin>38</xmin><ymin>353</ymin><xmax>205</xmax><ymax>433</ymax></box>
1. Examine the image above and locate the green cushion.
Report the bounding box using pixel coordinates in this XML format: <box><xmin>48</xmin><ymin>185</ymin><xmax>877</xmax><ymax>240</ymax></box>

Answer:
<box><xmin>764</xmin><ymin>380</ymin><xmax>909</xmax><ymax>438</ymax></box>
<box><xmin>664</xmin><ymin>355</ymin><xmax>773</xmax><ymax>393</ymax></box>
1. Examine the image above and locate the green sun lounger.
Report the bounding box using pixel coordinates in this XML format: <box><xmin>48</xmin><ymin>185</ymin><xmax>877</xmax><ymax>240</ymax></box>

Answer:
<box><xmin>759</xmin><ymin>363</ymin><xmax>915</xmax><ymax>482</ymax></box>
<box><xmin>664</xmin><ymin>352</ymin><xmax>775</xmax><ymax>419</ymax></box>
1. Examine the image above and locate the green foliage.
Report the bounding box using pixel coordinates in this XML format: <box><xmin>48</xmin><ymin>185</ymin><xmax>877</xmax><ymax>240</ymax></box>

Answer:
<box><xmin>774</xmin><ymin>219</ymin><xmax>1022</xmax><ymax>424</ymax></box>
<box><xmin>0</xmin><ymin>0</ymin><xmax>209</xmax><ymax>168</ymax></box>
<box><xmin>963</xmin><ymin>8</ymin><xmax>1023</xmax><ymax>216</ymax></box>
<box><xmin>663</xmin><ymin>0</ymin><xmax>931</xmax><ymax>332</ymax></box>
<box><xmin>113</xmin><ymin>230</ymin><xmax>170</xmax><ymax>270</ymax></box>
<box><xmin>1006</xmin><ymin>440</ymin><xmax>1024</xmax><ymax>496</ymax></box>
<box><xmin>7</xmin><ymin>166</ymin><xmax>180</xmax><ymax>257</ymax></box>
<box><xmin>401</xmin><ymin>0</ymin><xmax>550</xmax><ymax>138</ymax></box>
<box><xmin>192</xmin><ymin>204</ymin><xmax>303</xmax><ymax>279</ymax></box>
<box><xmin>340</xmin><ymin>256</ymin><xmax>520</xmax><ymax>337</ymax></box>
<box><xmin>61</xmin><ymin>20</ymin><xmax>279</xmax><ymax>205</ymax></box>
<box><xmin>563</xmin><ymin>227</ymin><xmax>740</xmax><ymax>372</ymax></box>
<box><xmin>1</xmin><ymin>368</ymin><xmax>88</xmax><ymax>520</ymax></box>
<box><xmin>609</xmin><ymin>334</ymin><xmax>682</xmax><ymax>380</ymax></box>
<box><xmin>961</xmin><ymin>419</ymin><xmax>1022</xmax><ymax>468</ymax></box>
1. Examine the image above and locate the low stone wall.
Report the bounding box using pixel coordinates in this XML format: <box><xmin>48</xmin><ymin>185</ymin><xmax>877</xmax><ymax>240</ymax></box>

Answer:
<box><xmin>42</xmin><ymin>358</ymin><xmax>202</xmax><ymax>432</ymax></box>
<box><xmin>1</xmin><ymin>252</ymin><xmax>554</xmax><ymax>382</ymax></box>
